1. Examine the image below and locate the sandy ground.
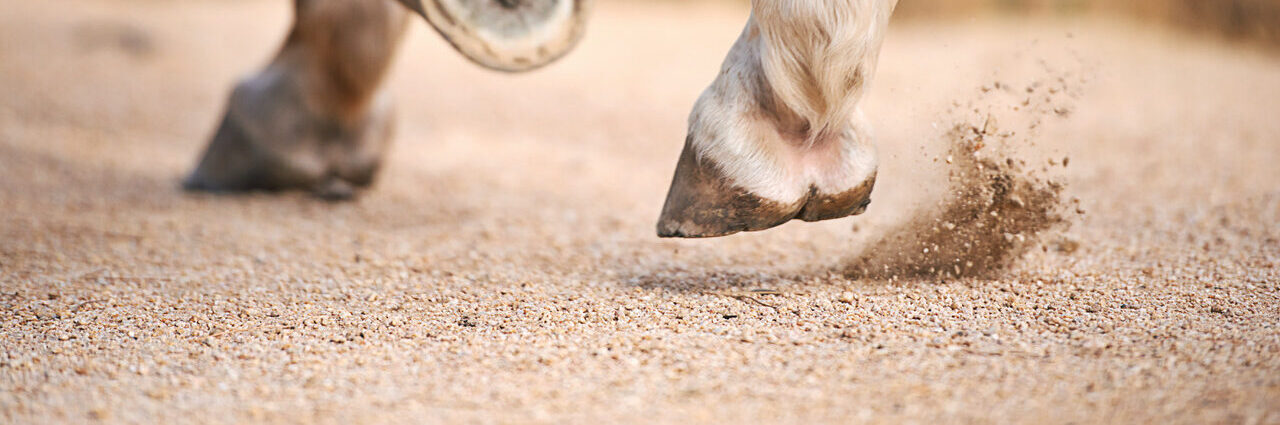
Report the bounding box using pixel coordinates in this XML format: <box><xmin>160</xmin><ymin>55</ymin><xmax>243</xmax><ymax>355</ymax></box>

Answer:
<box><xmin>2</xmin><ymin>1</ymin><xmax>1279</xmax><ymax>424</ymax></box>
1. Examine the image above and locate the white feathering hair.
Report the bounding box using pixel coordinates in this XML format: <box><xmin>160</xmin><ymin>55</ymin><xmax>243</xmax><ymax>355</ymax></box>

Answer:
<box><xmin>752</xmin><ymin>0</ymin><xmax>897</xmax><ymax>145</ymax></box>
<box><xmin>682</xmin><ymin>0</ymin><xmax>897</xmax><ymax>203</ymax></box>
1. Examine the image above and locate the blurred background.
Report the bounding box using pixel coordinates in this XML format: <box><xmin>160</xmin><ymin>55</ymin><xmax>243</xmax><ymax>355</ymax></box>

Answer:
<box><xmin>896</xmin><ymin>0</ymin><xmax>1280</xmax><ymax>48</ymax></box>
<box><xmin>2</xmin><ymin>0</ymin><xmax>1278</xmax><ymax>423</ymax></box>
<box><xmin>664</xmin><ymin>0</ymin><xmax>1279</xmax><ymax>48</ymax></box>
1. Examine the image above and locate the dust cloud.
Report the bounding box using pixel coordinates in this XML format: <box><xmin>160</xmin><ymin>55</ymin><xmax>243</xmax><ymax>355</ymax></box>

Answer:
<box><xmin>846</xmin><ymin>72</ymin><xmax>1084</xmax><ymax>280</ymax></box>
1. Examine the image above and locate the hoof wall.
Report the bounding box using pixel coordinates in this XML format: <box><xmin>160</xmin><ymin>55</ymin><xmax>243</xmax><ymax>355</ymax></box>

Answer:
<box><xmin>656</xmin><ymin>142</ymin><xmax>875</xmax><ymax>238</ymax></box>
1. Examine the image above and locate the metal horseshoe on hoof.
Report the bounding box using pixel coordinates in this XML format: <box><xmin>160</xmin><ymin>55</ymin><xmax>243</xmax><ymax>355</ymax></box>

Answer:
<box><xmin>400</xmin><ymin>0</ymin><xmax>593</xmax><ymax>72</ymax></box>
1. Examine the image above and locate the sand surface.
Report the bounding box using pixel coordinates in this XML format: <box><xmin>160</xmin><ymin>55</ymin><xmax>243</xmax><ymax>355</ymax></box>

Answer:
<box><xmin>2</xmin><ymin>1</ymin><xmax>1279</xmax><ymax>424</ymax></box>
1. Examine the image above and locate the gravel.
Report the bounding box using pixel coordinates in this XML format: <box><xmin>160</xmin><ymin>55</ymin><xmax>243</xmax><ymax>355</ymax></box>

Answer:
<box><xmin>1</xmin><ymin>1</ymin><xmax>1278</xmax><ymax>424</ymax></box>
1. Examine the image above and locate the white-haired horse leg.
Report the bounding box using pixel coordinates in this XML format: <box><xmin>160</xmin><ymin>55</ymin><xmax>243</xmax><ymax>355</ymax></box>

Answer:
<box><xmin>657</xmin><ymin>0</ymin><xmax>897</xmax><ymax>237</ymax></box>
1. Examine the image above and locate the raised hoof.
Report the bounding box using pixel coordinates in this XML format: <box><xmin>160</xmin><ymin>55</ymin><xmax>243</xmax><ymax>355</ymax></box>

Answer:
<box><xmin>656</xmin><ymin>143</ymin><xmax>875</xmax><ymax>238</ymax></box>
